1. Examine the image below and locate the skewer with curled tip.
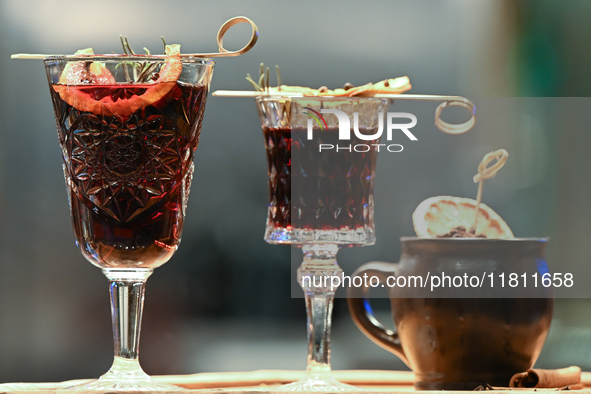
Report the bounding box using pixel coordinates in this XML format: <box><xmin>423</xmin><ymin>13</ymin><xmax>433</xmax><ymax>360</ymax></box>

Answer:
<box><xmin>472</xmin><ymin>149</ymin><xmax>509</xmax><ymax>232</ymax></box>
<box><xmin>433</xmin><ymin>97</ymin><xmax>476</xmax><ymax>135</ymax></box>
<box><xmin>204</xmin><ymin>16</ymin><xmax>258</xmax><ymax>58</ymax></box>
<box><xmin>11</xmin><ymin>16</ymin><xmax>259</xmax><ymax>60</ymax></box>
<box><xmin>213</xmin><ymin>89</ymin><xmax>476</xmax><ymax>135</ymax></box>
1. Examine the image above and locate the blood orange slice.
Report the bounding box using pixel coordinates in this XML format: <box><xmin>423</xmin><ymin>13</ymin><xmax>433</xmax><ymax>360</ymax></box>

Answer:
<box><xmin>53</xmin><ymin>45</ymin><xmax>182</xmax><ymax>118</ymax></box>
<box><xmin>412</xmin><ymin>196</ymin><xmax>514</xmax><ymax>239</ymax></box>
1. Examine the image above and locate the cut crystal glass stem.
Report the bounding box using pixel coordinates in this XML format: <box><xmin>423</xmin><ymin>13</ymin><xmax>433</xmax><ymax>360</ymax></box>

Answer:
<box><xmin>306</xmin><ymin>295</ymin><xmax>334</xmax><ymax>371</ymax></box>
<box><xmin>299</xmin><ymin>245</ymin><xmax>340</xmax><ymax>371</ymax></box>
<box><xmin>68</xmin><ymin>269</ymin><xmax>183</xmax><ymax>390</ymax></box>
<box><xmin>105</xmin><ymin>269</ymin><xmax>152</xmax><ymax>361</ymax></box>
<box><xmin>279</xmin><ymin>244</ymin><xmax>359</xmax><ymax>391</ymax></box>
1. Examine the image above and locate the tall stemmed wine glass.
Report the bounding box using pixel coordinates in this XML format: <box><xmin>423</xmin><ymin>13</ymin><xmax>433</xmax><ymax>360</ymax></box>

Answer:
<box><xmin>44</xmin><ymin>54</ymin><xmax>213</xmax><ymax>390</ymax></box>
<box><xmin>255</xmin><ymin>97</ymin><xmax>389</xmax><ymax>391</ymax></box>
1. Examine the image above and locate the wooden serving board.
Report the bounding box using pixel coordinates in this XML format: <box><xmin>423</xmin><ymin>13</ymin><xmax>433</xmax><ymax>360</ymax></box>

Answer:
<box><xmin>1</xmin><ymin>370</ymin><xmax>590</xmax><ymax>393</ymax></box>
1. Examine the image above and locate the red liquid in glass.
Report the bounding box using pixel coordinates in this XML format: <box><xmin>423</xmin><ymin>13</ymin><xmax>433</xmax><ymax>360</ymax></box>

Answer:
<box><xmin>263</xmin><ymin>126</ymin><xmax>378</xmax><ymax>232</ymax></box>
<box><xmin>50</xmin><ymin>82</ymin><xmax>207</xmax><ymax>269</ymax></box>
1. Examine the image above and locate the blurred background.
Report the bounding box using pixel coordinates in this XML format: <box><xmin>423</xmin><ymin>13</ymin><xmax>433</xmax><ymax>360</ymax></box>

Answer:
<box><xmin>1</xmin><ymin>0</ymin><xmax>591</xmax><ymax>383</ymax></box>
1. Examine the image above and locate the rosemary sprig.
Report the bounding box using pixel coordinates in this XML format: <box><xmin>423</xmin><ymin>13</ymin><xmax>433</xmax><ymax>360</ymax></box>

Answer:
<box><xmin>119</xmin><ymin>35</ymin><xmax>132</xmax><ymax>82</ymax></box>
<box><xmin>117</xmin><ymin>35</ymin><xmax>167</xmax><ymax>83</ymax></box>
<box><xmin>136</xmin><ymin>62</ymin><xmax>159</xmax><ymax>83</ymax></box>
<box><xmin>246</xmin><ymin>73</ymin><xmax>263</xmax><ymax>91</ymax></box>
<box><xmin>122</xmin><ymin>36</ymin><xmax>137</xmax><ymax>54</ymax></box>
<box><xmin>257</xmin><ymin>71</ymin><xmax>265</xmax><ymax>89</ymax></box>
<box><xmin>245</xmin><ymin>62</ymin><xmax>282</xmax><ymax>93</ymax></box>
<box><xmin>276</xmin><ymin>65</ymin><xmax>281</xmax><ymax>90</ymax></box>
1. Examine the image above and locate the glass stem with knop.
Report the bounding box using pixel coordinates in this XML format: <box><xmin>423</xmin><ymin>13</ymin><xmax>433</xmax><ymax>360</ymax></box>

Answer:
<box><xmin>298</xmin><ymin>244</ymin><xmax>342</xmax><ymax>378</ymax></box>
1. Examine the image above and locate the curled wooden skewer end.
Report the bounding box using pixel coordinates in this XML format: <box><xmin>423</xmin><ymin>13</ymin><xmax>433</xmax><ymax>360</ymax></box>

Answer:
<box><xmin>473</xmin><ymin>149</ymin><xmax>509</xmax><ymax>184</ymax></box>
<box><xmin>473</xmin><ymin>149</ymin><xmax>509</xmax><ymax>231</ymax></box>
<box><xmin>210</xmin><ymin>16</ymin><xmax>259</xmax><ymax>58</ymax></box>
<box><xmin>434</xmin><ymin>99</ymin><xmax>476</xmax><ymax>135</ymax></box>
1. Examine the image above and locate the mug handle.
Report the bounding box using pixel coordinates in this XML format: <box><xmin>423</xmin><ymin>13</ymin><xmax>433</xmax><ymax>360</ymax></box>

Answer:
<box><xmin>347</xmin><ymin>261</ymin><xmax>408</xmax><ymax>365</ymax></box>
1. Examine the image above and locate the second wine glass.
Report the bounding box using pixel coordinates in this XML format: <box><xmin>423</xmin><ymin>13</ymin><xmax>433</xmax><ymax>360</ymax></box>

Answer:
<box><xmin>256</xmin><ymin>96</ymin><xmax>390</xmax><ymax>391</ymax></box>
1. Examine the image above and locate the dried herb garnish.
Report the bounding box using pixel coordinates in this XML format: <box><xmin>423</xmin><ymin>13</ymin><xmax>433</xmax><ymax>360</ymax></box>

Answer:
<box><xmin>117</xmin><ymin>35</ymin><xmax>165</xmax><ymax>83</ymax></box>
<box><xmin>246</xmin><ymin>62</ymin><xmax>281</xmax><ymax>93</ymax></box>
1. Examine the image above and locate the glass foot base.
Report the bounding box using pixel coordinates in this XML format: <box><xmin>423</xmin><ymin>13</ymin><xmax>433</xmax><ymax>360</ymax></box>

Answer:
<box><xmin>68</xmin><ymin>378</ymin><xmax>183</xmax><ymax>391</ymax></box>
<box><xmin>67</xmin><ymin>357</ymin><xmax>185</xmax><ymax>391</ymax></box>
<box><xmin>278</xmin><ymin>375</ymin><xmax>363</xmax><ymax>392</ymax></box>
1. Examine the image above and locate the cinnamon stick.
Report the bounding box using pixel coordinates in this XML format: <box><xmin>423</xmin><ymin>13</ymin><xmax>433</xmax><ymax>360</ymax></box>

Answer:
<box><xmin>509</xmin><ymin>366</ymin><xmax>582</xmax><ymax>388</ymax></box>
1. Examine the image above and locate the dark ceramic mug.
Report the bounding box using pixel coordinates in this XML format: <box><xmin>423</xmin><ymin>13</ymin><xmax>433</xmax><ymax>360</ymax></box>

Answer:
<box><xmin>347</xmin><ymin>237</ymin><xmax>553</xmax><ymax>390</ymax></box>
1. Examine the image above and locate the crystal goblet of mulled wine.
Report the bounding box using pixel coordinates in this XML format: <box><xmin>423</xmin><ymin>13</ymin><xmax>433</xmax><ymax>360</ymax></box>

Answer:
<box><xmin>44</xmin><ymin>54</ymin><xmax>214</xmax><ymax>390</ymax></box>
<box><xmin>255</xmin><ymin>96</ymin><xmax>390</xmax><ymax>391</ymax></box>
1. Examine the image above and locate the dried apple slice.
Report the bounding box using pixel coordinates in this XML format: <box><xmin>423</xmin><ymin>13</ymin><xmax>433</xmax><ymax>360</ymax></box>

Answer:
<box><xmin>266</xmin><ymin>77</ymin><xmax>411</xmax><ymax>97</ymax></box>
<box><xmin>250</xmin><ymin>65</ymin><xmax>412</xmax><ymax>97</ymax></box>
<box><xmin>341</xmin><ymin>76</ymin><xmax>412</xmax><ymax>97</ymax></box>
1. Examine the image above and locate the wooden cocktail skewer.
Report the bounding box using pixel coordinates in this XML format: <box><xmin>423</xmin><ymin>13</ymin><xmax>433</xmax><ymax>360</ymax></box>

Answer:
<box><xmin>11</xmin><ymin>16</ymin><xmax>258</xmax><ymax>60</ymax></box>
<box><xmin>472</xmin><ymin>149</ymin><xmax>509</xmax><ymax>233</ymax></box>
<box><xmin>213</xmin><ymin>91</ymin><xmax>476</xmax><ymax>135</ymax></box>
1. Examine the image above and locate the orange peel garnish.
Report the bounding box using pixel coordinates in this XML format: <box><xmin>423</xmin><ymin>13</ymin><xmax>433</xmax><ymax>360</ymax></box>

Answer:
<box><xmin>412</xmin><ymin>196</ymin><xmax>514</xmax><ymax>239</ymax></box>
<box><xmin>53</xmin><ymin>45</ymin><xmax>183</xmax><ymax>118</ymax></box>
